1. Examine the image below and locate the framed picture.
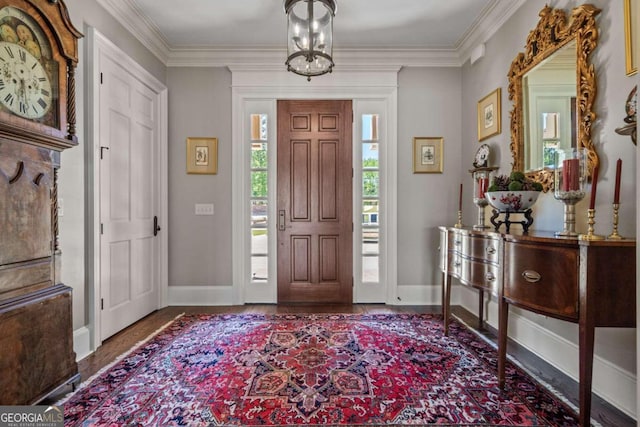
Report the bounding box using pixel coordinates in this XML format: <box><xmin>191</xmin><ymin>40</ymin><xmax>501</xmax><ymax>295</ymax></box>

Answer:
<box><xmin>413</xmin><ymin>137</ymin><xmax>443</xmax><ymax>173</ymax></box>
<box><xmin>624</xmin><ymin>0</ymin><xmax>637</xmax><ymax>76</ymax></box>
<box><xmin>477</xmin><ymin>88</ymin><xmax>501</xmax><ymax>141</ymax></box>
<box><xmin>186</xmin><ymin>137</ymin><xmax>218</xmax><ymax>174</ymax></box>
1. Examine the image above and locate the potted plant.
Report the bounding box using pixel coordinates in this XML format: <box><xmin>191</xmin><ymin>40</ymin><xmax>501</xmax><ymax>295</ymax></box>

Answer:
<box><xmin>485</xmin><ymin>171</ymin><xmax>543</xmax><ymax>211</ymax></box>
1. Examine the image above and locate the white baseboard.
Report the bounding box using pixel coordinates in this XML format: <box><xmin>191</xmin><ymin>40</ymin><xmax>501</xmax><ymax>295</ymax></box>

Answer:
<box><xmin>394</xmin><ymin>284</ymin><xmax>441</xmax><ymax>305</ymax></box>
<box><xmin>73</xmin><ymin>326</ymin><xmax>92</xmax><ymax>361</ymax></box>
<box><xmin>168</xmin><ymin>285</ymin><xmax>234</xmax><ymax>306</ymax></box>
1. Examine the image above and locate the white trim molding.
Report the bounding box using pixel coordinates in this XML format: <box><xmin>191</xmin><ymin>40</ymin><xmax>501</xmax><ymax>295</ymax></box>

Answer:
<box><xmin>231</xmin><ymin>67</ymin><xmax>399</xmax><ymax>305</ymax></box>
<box><xmin>87</xmin><ymin>28</ymin><xmax>169</xmax><ymax>350</ymax></box>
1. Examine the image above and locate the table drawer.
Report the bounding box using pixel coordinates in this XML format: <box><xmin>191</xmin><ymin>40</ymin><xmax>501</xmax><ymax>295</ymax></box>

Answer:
<box><xmin>465</xmin><ymin>260</ymin><xmax>500</xmax><ymax>294</ymax></box>
<box><xmin>469</xmin><ymin>235</ymin><xmax>501</xmax><ymax>264</ymax></box>
<box><xmin>504</xmin><ymin>241</ymin><xmax>579</xmax><ymax>320</ymax></box>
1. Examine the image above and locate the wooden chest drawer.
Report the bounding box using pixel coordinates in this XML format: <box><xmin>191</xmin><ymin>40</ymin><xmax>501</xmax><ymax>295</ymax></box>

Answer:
<box><xmin>504</xmin><ymin>241</ymin><xmax>579</xmax><ymax>320</ymax></box>
<box><xmin>469</xmin><ymin>235</ymin><xmax>500</xmax><ymax>264</ymax></box>
<box><xmin>465</xmin><ymin>260</ymin><xmax>500</xmax><ymax>294</ymax></box>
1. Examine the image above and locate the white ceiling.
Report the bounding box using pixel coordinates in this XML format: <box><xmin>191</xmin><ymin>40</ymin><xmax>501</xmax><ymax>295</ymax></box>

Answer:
<box><xmin>95</xmin><ymin>0</ymin><xmax>526</xmax><ymax>67</ymax></box>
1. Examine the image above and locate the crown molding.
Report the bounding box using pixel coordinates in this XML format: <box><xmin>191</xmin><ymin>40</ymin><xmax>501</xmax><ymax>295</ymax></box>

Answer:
<box><xmin>457</xmin><ymin>0</ymin><xmax>527</xmax><ymax>65</ymax></box>
<box><xmin>95</xmin><ymin>0</ymin><xmax>170</xmax><ymax>63</ymax></box>
<box><xmin>95</xmin><ymin>0</ymin><xmax>525</xmax><ymax>69</ymax></box>
<box><xmin>166</xmin><ymin>47</ymin><xmax>461</xmax><ymax>68</ymax></box>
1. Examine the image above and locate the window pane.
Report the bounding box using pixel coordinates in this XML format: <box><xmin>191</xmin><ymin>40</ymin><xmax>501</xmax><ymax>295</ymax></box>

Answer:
<box><xmin>363</xmin><ymin>143</ymin><xmax>379</xmax><ymax>167</ymax></box>
<box><xmin>362</xmin><ymin>114</ymin><xmax>379</xmax><ymax>141</ymax></box>
<box><xmin>251</xmin><ymin>256</ymin><xmax>268</xmax><ymax>281</ymax></box>
<box><xmin>251</xmin><ymin>200</ymin><xmax>268</xmax><ymax>228</ymax></box>
<box><xmin>363</xmin><ymin>171</ymin><xmax>379</xmax><ymax>197</ymax></box>
<box><xmin>251</xmin><ymin>114</ymin><xmax>268</xmax><ymax>141</ymax></box>
<box><xmin>251</xmin><ymin>143</ymin><xmax>268</xmax><ymax>168</ymax></box>
<box><xmin>251</xmin><ymin>228</ymin><xmax>268</xmax><ymax>255</ymax></box>
<box><xmin>362</xmin><ymin>200</ymin><xmax>379</xmax><ymax>225</ymax></box>
<box><xmin>251</xmin><ymin>171</ymin><xmax>268</xmax><ymax>197</ymax></box>
<box><xmin>362</xmin><ymin>256</ymin><xmax>379</xmax><ymax>282</ymax></box>
<box><xmin>362</xmin><ymin>228</ymin><xmax>379</xmax><ymax>255</ymax></box>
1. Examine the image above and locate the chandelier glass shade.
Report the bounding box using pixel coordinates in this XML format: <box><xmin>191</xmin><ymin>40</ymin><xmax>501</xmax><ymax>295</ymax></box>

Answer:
<box><xmin>284</xmin><ymin>0</ymin><xmax>336</xmax><ymax>80</ymax></box>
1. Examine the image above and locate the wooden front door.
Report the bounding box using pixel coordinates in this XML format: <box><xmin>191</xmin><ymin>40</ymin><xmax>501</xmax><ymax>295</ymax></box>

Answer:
<box><xmin>277</xmin><ymin>100</ymin><xmax>353</xmax><ymax>303</ymax></box>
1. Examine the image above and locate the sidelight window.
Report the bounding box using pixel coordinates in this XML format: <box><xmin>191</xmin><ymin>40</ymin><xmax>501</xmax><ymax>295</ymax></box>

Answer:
<box><xmin>361</xmin><ymin>114</ymin><xmax>379</xmax><ymax>282</ymax></box>
<box><xmin>250</xmin><ymin>114</ymin><xmax>269</xmax><ymax>282</ymax></box>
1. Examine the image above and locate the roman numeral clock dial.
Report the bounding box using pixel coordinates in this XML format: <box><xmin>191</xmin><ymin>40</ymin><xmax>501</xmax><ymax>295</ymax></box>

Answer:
<box><xmin>0</xmin><ymin>41</ymin><xmax>52</xmax><ymax>120</ymax></box>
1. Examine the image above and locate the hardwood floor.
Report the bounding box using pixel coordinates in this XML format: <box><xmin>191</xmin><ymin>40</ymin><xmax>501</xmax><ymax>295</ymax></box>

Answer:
<box><xmin>50</xmin><ymin>305</ymin><xmax>634</xmax><ymax>426</ymax></box>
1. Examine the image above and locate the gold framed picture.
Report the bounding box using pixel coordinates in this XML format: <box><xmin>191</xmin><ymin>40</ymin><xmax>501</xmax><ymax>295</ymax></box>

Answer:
<box><xmin>186</xmin><ymin>137</ymin><xmax>218</xmax><ymax>174</ymax></box>
<box><xmin>477</xmin><ymin>88</ymin><xmax>501</xmax><ymax>141</ymax></box>
<box><xmin>624</xmin><ymin>0</ymin><xmax>637</xmax><ymax>76</ymax></box>
<box><xmin>413</xmin><ymin>137</ymin><xmax>443</xmax><ymax>173</ymax></box>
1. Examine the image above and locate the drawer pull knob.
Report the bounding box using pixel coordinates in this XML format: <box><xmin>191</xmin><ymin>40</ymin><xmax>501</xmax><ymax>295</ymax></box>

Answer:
<box><xmin>522</xmin><ymin>270</ymin><xmax>541</xmax><ymax>283</ymax></box>
<box><xmin>486</xmin><ymin>246</ymin><xmax>496</xmax><ymax>255</ymax></box>
<box><xmin>485</xmin><ymin>272</ymin><xmax>495</xmax><ymax>282</ymax></box>
<box><xmin>454</xmin><ymin>262</ymin><xmax>461</xmax><ymax>268</ymax></box>
<box><xmin>454</xmin><ymin>240</ymin><xmax>461</xmax><ymax>246</ymax></box>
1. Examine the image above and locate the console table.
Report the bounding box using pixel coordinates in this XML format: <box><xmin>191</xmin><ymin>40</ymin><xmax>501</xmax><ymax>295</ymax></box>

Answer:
<box><xmin>439</xmin><ymin>226</ymin><xmax>636</xmax><ymax>427</ymax></box>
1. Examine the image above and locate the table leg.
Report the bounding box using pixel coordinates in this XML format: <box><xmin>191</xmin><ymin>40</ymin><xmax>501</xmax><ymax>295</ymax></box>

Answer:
<box><xmin>578</xmin><ymin>320</ymin><xmax>595</xmax><ymax>426</ymax></box>
<box><xmin>478</xmin><ymin>290</ymin><xmax>484</xmax><ymax>329</ymax></box>
<box><xmin>497</xmin><ymin>296</ymin><xmax>508</xmax><ymax>389</ymax></box>
<box><xmin>443</xmin><ymin>274</ymin><xmax>451</xmax><ymax>336</ymax></box>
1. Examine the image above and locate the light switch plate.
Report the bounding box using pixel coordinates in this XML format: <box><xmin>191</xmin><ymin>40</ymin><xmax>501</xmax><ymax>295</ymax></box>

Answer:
<box><xmin>195</xmin><ymin>203</ymin><xmax>214</xmax><ymax>215</ymax></box>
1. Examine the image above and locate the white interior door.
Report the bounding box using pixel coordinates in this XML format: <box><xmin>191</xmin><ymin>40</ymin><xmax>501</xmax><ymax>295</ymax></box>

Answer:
<box><xmin>99</xmin><ymin>50</ymin><xmax>160</xmax><ymax>340</ymax></box>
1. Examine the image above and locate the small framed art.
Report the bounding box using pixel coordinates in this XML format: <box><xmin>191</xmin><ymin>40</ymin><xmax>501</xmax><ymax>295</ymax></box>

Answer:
<box><xmin>477</xmin><ymin>88</ymin><xmax>501</xmax><ymax>141</ymax></box>
<box><xmin>187</xmin><ymin>137</ymin><xmax>218</xmax><ymax>174</ymax></box>
<box><xmin>413</xmin><ymin>137</ymin><xmax>443</xmax><ymax>173</ymax></box>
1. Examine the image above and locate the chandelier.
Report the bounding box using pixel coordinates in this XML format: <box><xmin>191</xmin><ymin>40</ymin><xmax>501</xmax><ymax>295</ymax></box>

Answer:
<box><xmin>284</xmin><ymin>0</ymin><xmax>336</xmax><ymax>81</ymax></box>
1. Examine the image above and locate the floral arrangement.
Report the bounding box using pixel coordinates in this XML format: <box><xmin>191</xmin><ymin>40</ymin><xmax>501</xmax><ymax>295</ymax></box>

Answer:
<box><xmin>487</xmin><ymin>171</ymin><xmax>543</xmax><ymax>192</ymax></box>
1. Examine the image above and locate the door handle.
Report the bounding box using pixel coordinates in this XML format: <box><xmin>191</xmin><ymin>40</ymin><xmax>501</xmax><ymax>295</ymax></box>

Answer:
<box><xmin>154</xmin><ymin>216</ymin><xmax>161</xmax><ymax>236</ymax></box>
<box><xmin>278</xmin><ymin>210</ymin><xmax>285</xmax><ymax>231</ymax></box>
<box><xmin>100</xmin><ymin>146</ymin><xmax>110</xmax><ymax>159</ymax></box>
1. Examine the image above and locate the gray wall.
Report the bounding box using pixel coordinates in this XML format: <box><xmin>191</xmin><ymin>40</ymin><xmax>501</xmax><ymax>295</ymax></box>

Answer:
<box><xmin>58</xmin><ymin>0</ymin><xmax>166</xmax><ymax>329</ymax></box>
<box><xmin>167</xmin><ymin>68</ymin><xmax>233</xmax><ymax>287</ymax></box>
<box><xmin>397</xmin><ymin>67</ymin><xmax>462</xmax><ymax>288</ymax></box>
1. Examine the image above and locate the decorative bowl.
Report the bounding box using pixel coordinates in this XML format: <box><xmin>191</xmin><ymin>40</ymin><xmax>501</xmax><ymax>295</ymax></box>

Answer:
<box><xmin>486</xmin><ymin>191</ymin><xmax>540</xmax><ymax>212</ymax></box>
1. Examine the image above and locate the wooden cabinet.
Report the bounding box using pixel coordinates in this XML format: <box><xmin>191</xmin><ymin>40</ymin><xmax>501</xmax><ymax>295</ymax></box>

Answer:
<box><xmin>0</xmin><ymin>0</ymin><xmax>82</xmax><ymax>404</ymax></box>
<box><xmin>439</xmin><ymin>227</ymin><xmax>636</xmax><ymax>427</ymax></box>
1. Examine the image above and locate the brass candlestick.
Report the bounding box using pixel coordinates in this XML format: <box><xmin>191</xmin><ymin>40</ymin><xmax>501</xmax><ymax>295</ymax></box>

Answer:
<box><xmin>454</xmin><ymin>210</ymin><xmax>463</xmax><ymax>228</ymax></box>
<box><xmin>607</xmin><ymin>203</ymin><xmax>624</xmax><ymax>240</ymax></box>
<box><xmin>579</xmin><ymin>208</ymin><xmax>605</xmax><ymax>241</ymax></box>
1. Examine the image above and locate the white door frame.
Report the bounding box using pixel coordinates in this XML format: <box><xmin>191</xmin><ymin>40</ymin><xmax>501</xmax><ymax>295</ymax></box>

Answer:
<box><xmin>87</xmin><ymin>28</ymin><xmax>168</xmax><ymax>350</ymax></box>
<box><xmin>231</xmin><ymin>67</ymin><xmax>400</xmax><ymax>305</ymax></box>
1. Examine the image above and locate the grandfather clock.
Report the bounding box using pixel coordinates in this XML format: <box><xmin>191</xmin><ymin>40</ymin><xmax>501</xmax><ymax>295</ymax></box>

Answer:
<box><xmin>0</xmin><ymin>0</ymin><xmax>82</xmax><ymax>404</ymax></box>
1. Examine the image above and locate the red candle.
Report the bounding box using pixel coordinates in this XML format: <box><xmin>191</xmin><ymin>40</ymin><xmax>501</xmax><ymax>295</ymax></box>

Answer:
<box><xmin>477</xmin><ymin>177</ymin><xmax>489</xmax><ymax>198</ymax></box>
<box><xmin>613</xmin><ymin>158</ymin><xmax>622</xmax><ymax>204</ymax></box>
<box><xmin>562</xmin><ymin>158</ymin><xmax>579</xmax><ymax>191</ymax></box>
<box><xmin>458</xmin><ymin>183</ymin><xmax>463</xmax><ymax>211</ymax></box>
<box><xmin>589</xmin><ymin>165</ymin><xmax>599</xmax><ymax>209</ymax></box>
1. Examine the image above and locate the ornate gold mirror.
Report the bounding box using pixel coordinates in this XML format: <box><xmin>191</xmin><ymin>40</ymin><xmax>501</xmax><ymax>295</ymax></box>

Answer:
<box><xmin>508</xmin><ymin>5</ymin><xmax>600</xmax><ymax>191</ymax></box>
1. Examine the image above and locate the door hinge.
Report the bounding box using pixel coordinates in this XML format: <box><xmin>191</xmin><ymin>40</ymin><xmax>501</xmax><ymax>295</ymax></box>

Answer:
<box><xmin>351</xmin><ymin>110</ymin><xmax>354</xmax><ymax>123</ymax></box>
<box><xmin>101</xmin><ymin>298</ymin><xmax>104</xmax><ymax>310</ymax></box>
<box><xmin>100</xmin><ymin>223</ymin><xmax>104</xmax><ymax>234</ymax></box>
<box><xmin>100</xmin><ymin>72</ymin><xmax>103</xmax><ymax>84</ymax></box>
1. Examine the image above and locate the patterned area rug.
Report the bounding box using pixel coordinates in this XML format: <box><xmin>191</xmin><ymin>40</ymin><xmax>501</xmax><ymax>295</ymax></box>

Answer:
<box><xmin>61</xmin><ymin>314</ymin><xmax>579</xmax><ymax>426</ymax></box>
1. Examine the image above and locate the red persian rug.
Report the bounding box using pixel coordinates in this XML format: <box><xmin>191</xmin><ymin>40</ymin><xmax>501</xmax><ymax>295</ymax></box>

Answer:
<box><xmin>61</xmin><ymin>313</ymin><xmax>580</xmax><ymax>426</ymax></box>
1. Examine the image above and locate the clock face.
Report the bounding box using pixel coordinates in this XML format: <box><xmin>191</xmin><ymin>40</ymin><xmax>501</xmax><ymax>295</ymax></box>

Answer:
<box><xmin>0</xmin><ymin>6</ymin><xmax>58</xmax><ymax>127</ymax></box>
<box><xmin>474</xmin><ymin>144</ymin><xmax>490</xmax><ymax>167</ymax></box>
<box><xmin>0</xmin><ymin>41</ymin><xmax>52</xmax><ymax>119</ymax></box>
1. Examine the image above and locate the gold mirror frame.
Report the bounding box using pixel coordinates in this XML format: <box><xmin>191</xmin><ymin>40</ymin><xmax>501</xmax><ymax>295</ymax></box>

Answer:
<box><xmin>508</xmin><ymin>4</ymin><xmax>600</xmax><ymax>191</ymax></box>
